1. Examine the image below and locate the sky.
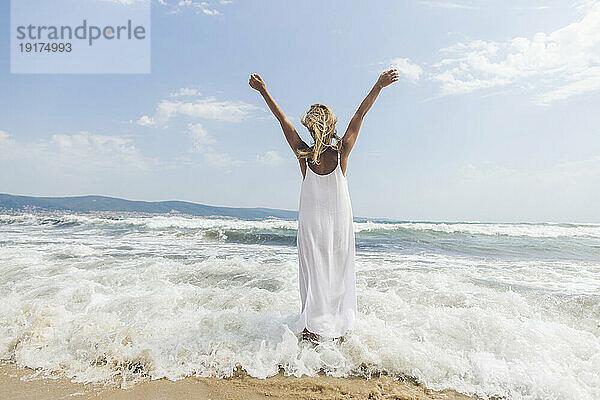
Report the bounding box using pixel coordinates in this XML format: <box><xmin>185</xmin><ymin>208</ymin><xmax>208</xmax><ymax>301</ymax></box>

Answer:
<box><xmin>0</xmin><ymin>0</ymin><xmax>599</xmax><ymax>222</ymax></box>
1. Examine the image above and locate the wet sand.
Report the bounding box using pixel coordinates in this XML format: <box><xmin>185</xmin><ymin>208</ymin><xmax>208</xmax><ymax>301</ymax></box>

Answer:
<box><xmin>0</xmin><ymin>362</ymin><xmax>475</xmax><ymax>400</ymax></box>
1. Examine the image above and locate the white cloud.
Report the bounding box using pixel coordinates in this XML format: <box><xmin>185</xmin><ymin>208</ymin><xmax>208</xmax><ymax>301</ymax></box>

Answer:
<box><xmin>185</xmin><ymin>123</ymin><xmax>244</xmax><ymax>167</ymax></box>
<box><xmin>532</xmin><ymin>66</ymin><xmax>600</xmax><ymax>104</ymax></box>
<box><xmin>1</xmin><ymin>126</ymin><xmax>247</xmax><ymax>176</ymax></box>
<box><xmin>203</xmin><ymin>152</ymin><xmax>245</xmax><ymax>167</ymax></box>
<box><xmin>0</xmin><ymin>130</ymin><xmax>13</xmax><ymax>144</ymax></box>
<box><xmin>51</xmin><ymin>133</ymin><xmax>156</xmax><ymax>171</ymax></box>
<box><xmin>0</xmin><ymin>131</ymin><xmax>159</xmax><ymax>173</ymax></box>
<box><xmin>200</xmin><ymin>7</ymin><xmax>221</xmax><ymax>15</ymax></box>
<box><xmin>174</xmin><ymin>0</ymin><xmax>222</xmax><ymax>15</ymax></box>
<box><xmin>136</xmin><ymin>90</ymin><xmax>255</xmax><ymax>167</ymax></box>
<box><xmin>389</xmin><ymin>57</ymin><xmax>424</xmax><ymax>83</ymax></box>
<box><xmin>576</xmin><ymin>0</ymin><xmax>600</xmax><ymax>11</ymax></box>
<box><xmin>137</xmin><ymin>115</ymin><xmax>156</xmax><ymax>126</ymax></box>
<box><xmin>430</xmin><ymin>3</ymin><xmax>600</xmax><ymax>103</ymax></box>
<box><xmin>141</xmin><ymin>96</ymin><xmax>258</xmax><ymax>126</ymax></box>
<box><xmin>256</xmin><ymin>150</ymin><xmax>284</xmax><ymax>166</ymax></box>
<box><xmin>419</xmin><ymin>1</ymin><xmax>475</xmax><ymax>10</ymax></box>
<box><xmin>168</xmin><ymin>88</ymin><xmax>200</xmax><ymax>98</ymax></box>
<box><xmin>188</xmin><ymin>123</ymin><xmax>216</xmax><ymax>153</ymax></box>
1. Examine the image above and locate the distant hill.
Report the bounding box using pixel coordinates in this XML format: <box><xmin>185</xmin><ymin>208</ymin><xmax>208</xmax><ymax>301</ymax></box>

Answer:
<box><xmin>0</xmin><ymin>193</ymin><xmax>298</xmax><ymax>220</ymax></box>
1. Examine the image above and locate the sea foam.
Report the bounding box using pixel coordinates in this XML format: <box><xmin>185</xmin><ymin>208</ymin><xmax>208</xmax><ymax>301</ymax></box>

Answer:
<box><xmin>0</xmin><ymin>213</ymin><xmax>598</xmax><ymax>399</ymax></box>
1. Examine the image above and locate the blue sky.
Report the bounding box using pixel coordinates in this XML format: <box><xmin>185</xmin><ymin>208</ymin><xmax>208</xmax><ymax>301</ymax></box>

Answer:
<box><xmin>1</xmin><ymin>0</ymin><xmax>599</xmax><ymax>222</ymax></box>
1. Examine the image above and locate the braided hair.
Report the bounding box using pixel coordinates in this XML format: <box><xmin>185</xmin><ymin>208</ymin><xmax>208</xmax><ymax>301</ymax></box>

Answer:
<box><xmin>296</xmin><ymin>104</ymin><xmax>341</xmax><ymax>165</ymax></box>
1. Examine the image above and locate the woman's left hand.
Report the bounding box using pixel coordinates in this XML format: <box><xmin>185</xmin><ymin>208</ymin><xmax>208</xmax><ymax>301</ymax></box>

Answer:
<box><xmin>375</xmin><ymin>69</ymin><xmax>399</xmax><ymax>89</ymax></box>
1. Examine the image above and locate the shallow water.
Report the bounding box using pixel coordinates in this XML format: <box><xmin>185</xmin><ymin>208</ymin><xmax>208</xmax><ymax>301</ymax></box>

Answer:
<box><xmin>0</xmin><ymin>213</ymin><xmax>599</xmax><ymax>399</ymax></box>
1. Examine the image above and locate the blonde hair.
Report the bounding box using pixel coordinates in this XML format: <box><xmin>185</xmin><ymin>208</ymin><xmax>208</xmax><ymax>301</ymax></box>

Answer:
<box><xmin>296</xmin><ymin>104</ymin><xmax>341</xmax><ymax>165</ymax></box>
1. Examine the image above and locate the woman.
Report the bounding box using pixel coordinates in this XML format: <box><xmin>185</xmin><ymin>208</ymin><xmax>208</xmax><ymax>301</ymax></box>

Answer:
<box><xmin>249</xmin><ymin>69</ymin><xmax>399</xmax><ymax>342</ymax></box>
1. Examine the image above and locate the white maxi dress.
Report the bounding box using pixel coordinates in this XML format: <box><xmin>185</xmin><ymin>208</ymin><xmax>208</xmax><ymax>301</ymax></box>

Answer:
<box><xmin>291</xmin><ymin>153</ymin><xmax>357</xmax><ymax>339</ymax></box>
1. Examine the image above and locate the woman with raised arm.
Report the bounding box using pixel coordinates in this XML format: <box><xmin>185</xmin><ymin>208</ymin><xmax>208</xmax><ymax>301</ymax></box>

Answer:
<box><xmin>249</xmin><ymin>69</ymin><xmax>399</xmax><ymax>343</ymax></box>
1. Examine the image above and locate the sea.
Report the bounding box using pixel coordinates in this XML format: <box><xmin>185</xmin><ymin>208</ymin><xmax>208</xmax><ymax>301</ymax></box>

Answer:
<box><xmin>0</xmin><ymin>212</ymin><xmax>599</xmax><ymax>399</ymax></box>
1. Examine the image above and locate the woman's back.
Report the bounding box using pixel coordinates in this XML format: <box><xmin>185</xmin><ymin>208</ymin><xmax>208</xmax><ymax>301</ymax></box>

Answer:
<box><xmin>305</xmin><ymin>148</ymin><xmax>340</xmax><ymax>176</ymax></box>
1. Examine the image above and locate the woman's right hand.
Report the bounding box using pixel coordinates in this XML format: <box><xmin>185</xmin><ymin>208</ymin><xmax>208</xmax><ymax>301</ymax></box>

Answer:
<box><xmin>249</xmin><ymin>73</ymin><xmax>266</xmax><ymax>91</ymax></box>
<box><xmin>375</xmin><ymin>69</ymin><xmax>399</xmax><ymax>89</ymax></box>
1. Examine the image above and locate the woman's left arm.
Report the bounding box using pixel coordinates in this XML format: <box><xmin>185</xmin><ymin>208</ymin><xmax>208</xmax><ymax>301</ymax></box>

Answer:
<box><xmin>341</xmin><ymin>69</ymin><xmax>399</xmax><ymax>159</ymax></box>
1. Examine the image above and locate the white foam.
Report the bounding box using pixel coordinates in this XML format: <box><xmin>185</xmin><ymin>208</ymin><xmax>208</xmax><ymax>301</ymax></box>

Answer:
<box><xmin>0</xmin><ymin>216</ymin><xmax>599</xmax><ymax>399</ymax></box>
<box><xmin>3</xmin><ymin>213</ymin><xmax>600</xmax><ymax>238</ymax></box>
<box><xmin>355</xmin><ymin>220</ymin><xmax>600</xmax><ymax>238</ymax></box>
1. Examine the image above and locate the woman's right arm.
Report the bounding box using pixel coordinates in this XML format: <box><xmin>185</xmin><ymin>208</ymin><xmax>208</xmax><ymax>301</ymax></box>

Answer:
<box><xmin>341</xmin><ymin>69</ymin><xmax>399</xmax><ymax>159</ymax></box>
<box><xmin>249</xmin><ymin>73</ymin><xmax>304</xmax><ymax>154</ymax></box>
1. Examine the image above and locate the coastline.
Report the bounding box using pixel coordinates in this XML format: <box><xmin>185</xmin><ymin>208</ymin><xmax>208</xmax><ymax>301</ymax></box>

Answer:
<box><xmin>0</xmin><ymin>362</ymin><xmax>475</xmax><ymax>400</ymax></box>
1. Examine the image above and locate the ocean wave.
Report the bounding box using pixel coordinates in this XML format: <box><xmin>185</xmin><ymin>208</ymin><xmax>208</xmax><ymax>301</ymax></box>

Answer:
<box><xmin>355</xmin><ymin>221</ymin><xmax>600</xmax><ymax>238</ymax></box>
<box><xmin>0</xmin><ymin>214</ymin><xmax>298</xmax><ymax>231</ymax></box>
<box><xmin>2</xmin><ymin>213</ymin><xmax>600</xmax><ymax>239</ymax></box>
<box><xmin>1</xmin><ymin>250</ymin><xmax>598</xmax><ymax>399</ymax></box>
<box><xmin>1</xmin><ymin>211</ymin><xmax>600</xmax><ymax>400</ymax></box>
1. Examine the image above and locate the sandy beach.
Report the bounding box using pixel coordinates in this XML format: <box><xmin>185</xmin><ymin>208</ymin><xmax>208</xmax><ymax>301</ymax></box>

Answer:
<box><xmin>0</xmin><ymin>362</ymin><xmax>475</xmax><ymax>400</ymax></box>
